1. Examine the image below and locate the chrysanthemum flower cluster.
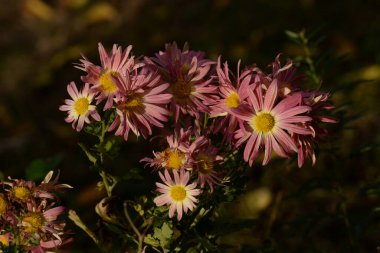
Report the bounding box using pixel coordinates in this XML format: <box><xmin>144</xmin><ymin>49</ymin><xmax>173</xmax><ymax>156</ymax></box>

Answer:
<box><xmin>61</xmin><ymin>42</ymin><xmax>336</xmax><ymax>221</ymax></box>
<box><xmin>0</xmin><ymin>171</ymin><xmax>72</xmax><ymax>252</ymax></box>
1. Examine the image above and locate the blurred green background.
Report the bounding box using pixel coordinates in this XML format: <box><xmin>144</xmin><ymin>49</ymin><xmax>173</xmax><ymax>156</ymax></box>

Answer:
<box><xmin>0</xmin><ymin>0</ymin><xmax>379</xmax><ymax>252</ymax></box>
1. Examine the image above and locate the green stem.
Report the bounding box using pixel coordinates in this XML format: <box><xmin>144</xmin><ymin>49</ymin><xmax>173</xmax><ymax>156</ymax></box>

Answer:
<box><xmin>124</xmin><ymin>202</ymin><xmax>144</xmax><ymax>253</ymax></box>
<box><xmin>68</xmin><ymin>210</ymin><xmax>103</xmax><ymax>250</ymax></box>
<box><xmin>99</xmin><ymin>170</ymin><xmax>112</xmax><ymax>197</ymax></box>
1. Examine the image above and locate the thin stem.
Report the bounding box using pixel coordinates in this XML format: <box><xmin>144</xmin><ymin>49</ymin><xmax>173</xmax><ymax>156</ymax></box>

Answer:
<box><xmin>99</xmin><ymin>170</ymin><xmax>112</xmax><ymax>197</ymax></box>
<box><xmin>68</xmin><ymin>210</ymin><xmax>103</xmax><ymax>249</ymax></box>
<box><xmin>124</xmin><ymin>202</ymin><xmax>143</xmax><ymax>253</ymax></box>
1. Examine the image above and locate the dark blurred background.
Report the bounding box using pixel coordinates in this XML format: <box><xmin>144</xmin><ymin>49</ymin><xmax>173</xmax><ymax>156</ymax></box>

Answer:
<box><xmin>0</xmin><ymin>0</ymin><xmax>379</xmax><ymax>252</ymax></box>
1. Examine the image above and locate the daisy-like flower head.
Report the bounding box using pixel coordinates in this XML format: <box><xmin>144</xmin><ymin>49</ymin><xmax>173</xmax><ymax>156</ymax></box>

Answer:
<box><xmin>189</xmin><ymin>136</ymin><xmax>223</xmax><ymax>192</ymax></box>
<box><xmin>270</xmin><ymin>54</ymin><xmax>300</xmax><ymax>96</ymax></box>
<box><xmin>59</xmin><ymin>82</ymin><xmax>101</xmax><ymax>131</ymax></box>
<box><xmin>108</xmin><ymin>68</ymin><xmax>172</xmax><ymax>140</ymax></box>
<box><xmin>211</xmin><ymin>57</ymin><xmax>257</xmax><ymax>142</ymax></box>
<box><xmin>149</xmin><ymin>42</ymin><xmax>217</xmax><ymax>122</ymax></box>
<box><xmin>1</xmin><ymin>178</ymin><xmax>35</xmax><ymax>203</ymax></box>
<box><xmin>141</xmin><ymin>128</ymin><xmax>192</xmax><ymax>171</ymax></box>
<box><xmin>77</xmin><ymin>43</ymin><xmax>139</xmax><ymax>110</ymax></box>
<box><xmin>232</xmin><ymin>79</ymin><xmax>313</xmax><ymax>166</ymax></box>
<box><xmin>21</xmin><ymin>204</ymin><xmax>71</xmax><ymax>250</ymax></box>
<box><xmin>294</xmin><ymin>91</ymin><xmax>337</xmax><ymax>167</ymax></box>
<box><xmin>154</xmin><ymin>170</ymin><xmax>201</xmax><ymax>221</ymax></box>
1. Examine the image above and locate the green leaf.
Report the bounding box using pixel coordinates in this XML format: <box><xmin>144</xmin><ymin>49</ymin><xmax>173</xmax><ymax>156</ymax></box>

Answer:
<box><xmin>78</xmin><ymin>143</ymin><xmax>97</xmax><ymax>164</ymax></box>
<box><xmin>153</xmin><ymin>222</ymin><xmax>173</xmax><ymax>249</ymax></box>
<box><xmin>144</xmin><ymin>234</ymin><xmax>160</xmax><ymax>247</ymax></box>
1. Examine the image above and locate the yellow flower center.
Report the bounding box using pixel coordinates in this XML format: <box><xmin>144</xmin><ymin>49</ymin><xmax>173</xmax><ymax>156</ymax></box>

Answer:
<box><xmin>167</xmin><ymin>151</ymin><xmax>183</xmax><ymax>170</ymax></box>
<box><xmin>74</xmin><ymin>98</ymin><xmax>89</xmax><ymax>115</ymax></box>
<box><xmin>170</xmin><ymin>186</ymin><xmax>187</xmax><ymax>201</ymax></box>
<box><xmin>0</xmin><ymin>195</ymin><xmax>7</xmax><ymax>215</ymax></box>
<box><xmin>0</xmin><ymin>234</ymin><xmax>9</xmax><ymax>246</ymax></box>
<box><xmin>99</xmin><ymin>71</ymin><xmax>119</xmax><ymax>94</ymax></box>
<box><xmin>13</xmin><ymin>186</ymin><xmax>31</xmax><ymax>201</ymax></box>
<box><xmin>225</xmin><ymin>92</ymin><xmax>240</xmax><ymax>108</ymax></box>
<box><xmin>22</xmin><ymin>212</ymin><xmax>45</xmax><ymax>233</ymax></box>
<box><xmin>171</xmin><ymin>79</ymin><xmax>194</xmax><ymax>104</ymax></box>
<box><xmin>252</xmin><ymin>112</ymin><xmax>276</xmax><ymax>133</ymax></box>
<box><xmin>196</xmin><ymin>153</ymin><xmax>214</xmax><ymax>175</ymax></box>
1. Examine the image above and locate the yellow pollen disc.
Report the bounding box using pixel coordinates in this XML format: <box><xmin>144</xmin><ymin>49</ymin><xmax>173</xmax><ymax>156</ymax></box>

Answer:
<box><xmin>171</xmin><ymin>79</ymin><xmax>193</xmax><ymax>104</ymax></box>
<box><xmin>99</xmin><ymin>71</ymin><xmax>119</xmax><ymax>94</ymax></box>
<box><xmin>170</xmin><ymin>186</ymin><xmax>187</xmax><ymax>201</ymax></box>
<box><xmin>225</xmin><ymin>92</ymin><xmax>240</xmax><ymax>108</ymax></box>
<box><xmin>167</xmin><ymin>151</ymin><xmax>183</xmax><ymax>170</ymax></box>
<box><xmin>0</xmin><ymin>234</ymin><xmax>9</xmax><ymax>246</ymax></box>
<box><xmin>253</xmin><ymin>112</ymin><xmax>275</xmax><ymax>133</ymax></box>
<box><xmin>22</xmin><ymin>212</ymin><xmax>45</xmax><ymax>233</ymax></box>
<box><xmin>0</xmin><ymin>195</ymin><xmax>7</xmax><ymax>214</ymax></box>
<box><xmin>197</xmin><ymin>153</ymin><xmax>214</xmax><ymax>175</ymax></box>
<box><xmin>13</xmin><ymin>187</ymin><xmax>31</xmax><ymax>201</ymax></box>
<box><xmin>74</xmin><ymin>98</ymin><xmax>89</xmax><ymax>115</ymax></box>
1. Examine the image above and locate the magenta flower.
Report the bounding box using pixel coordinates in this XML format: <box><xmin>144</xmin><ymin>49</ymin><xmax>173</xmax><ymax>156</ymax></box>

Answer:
<box><xmin>294</xmin><ymin>91</ymin><xmax>337</xmax><ymax>167</ymax></box>
<box><xmin>211</xmin><ymin>57</ymin><xmax>256</xmax><ymax>142</ymax></box>
<box><xmin>189</xmin><ymin>136</ymin><xmax>223</xmax><ymax>192</ymax></box>
<box><xmin>232</xmin><ymin>80</ymin><xmax>313</xmax><ymax>165</ymax></box>
<box><xmin>154</xmin><ymin>170</ymin><xmax>201</xmax><ymax>221</ymax></box>
<box><xmin>108</xmin><ymin>69</ymin><xmax>172</xmax><ymax>140</ymax></box>
<box><xmin>59</xmin><ymin>82</ymin><xmax>100</xmax><ymax>131</ymax></box>
<box><xmin>270</xmin><ymin>54</ymin><xmax>300</xmax><ymax>96</ymax></box>
<box><xmin>149</xmin><ymin>42</ymin><xmax>217</xmax><ymax>122</ymax></box>
<box><xmin>77</xmin><ymin>43</ymin><xmax>138</xmax><ymax>110</ymax></box>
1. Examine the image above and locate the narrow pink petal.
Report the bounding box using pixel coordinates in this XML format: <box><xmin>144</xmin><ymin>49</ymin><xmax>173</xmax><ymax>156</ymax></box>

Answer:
<box><xmin>176</xmin><ymin>202</ymin><xmax>183</xmax><ymax>221</ymax></box>
<box><xmin>263</xmin><ymin>79</ymin><xmax>278</xmax><ymax>111</ymax></box>
<box><xmin>169</xmin><ymin>203</ymin><xmax>176</xmax><ymax>218</ymax></box>
<box><xmin>244</xmin><ymin>133</ymin><xmax>257</xmax><ymax>162</ymax></box>
<box><xmin>273</xmin><ymin>128</ymin><xmax>297</xmax><ymax>152</ymax></box>
<box><xmin>277</xmin><ymin>106</ymin><xmax>311</xmax><ymax>120</ymax></box>
<box><xmin>262</xmin><ymin>135</ymin><xmax>273</xmax><ymax>165</ymax></box>
<box><xmin>271</xmin><ymin>134</ymin><xmax>288</xmax><ymax>158</ymax></box>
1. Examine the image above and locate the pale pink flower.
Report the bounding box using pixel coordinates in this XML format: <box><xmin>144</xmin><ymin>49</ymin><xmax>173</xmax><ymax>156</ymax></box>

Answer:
<box><xmin>232</xmin><ymin>80</ymin><xmax>313</xmax><ymax>166</ymax></box>
<box><xmin>108</xmin><ymin>69</ymin><xmax>172</xmax><ymax>140</ymax></box>
<box><xmin>141</xmin><ymin>128</ymin><xmax>192</xmax><ymax>171</ymax></box>
<box><xmin>148</xmin><ymin>42</ymin><xmax>217</xmax><ymax>122</ymax></box>
<box><xmin>211</xmin><ymin>57</ymin><xmax>256</xmax><ymax>142</ymax></box>
<box><xmin>77</xmin><ymin>43</ymin><xmax>138</xmax><ymax>109</ymax></box>
<box><xmin>154</xmin><ymin>170</ymin><xmax>201</xmax><ymax>221</ymax></box>
<box><xmin>59</xmin><ymin>82</ymin><xmax>100</xmax><ymax>131</ymax></box>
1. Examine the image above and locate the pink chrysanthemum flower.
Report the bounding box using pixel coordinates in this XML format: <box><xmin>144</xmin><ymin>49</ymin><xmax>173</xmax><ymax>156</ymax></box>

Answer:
<box><xmin>294</xmin><ymin>91</ymin><xmax>337</xmax><ymax>167</ymax></box>
<box><xmin>59</xmin><ymin>82</ymin><xmax>100</xmax><ymax>131</ymax></box>
<box><xmin>21</xmin><ymin>205</ymin><xmax>70</xmax><ymax>250</ymax></box>
<box><xmin>108</xmin><ymin>69</ymin><xmax>172</xmax><ymax>140</ymax></box>
<box><xmin>232</xmin><ymin>80</ymin><xmax>313</xmax><ymax>166</ymax></box>
<box><xmin>211</xmin><ymin>57</ymin><xmax>256</xmax><ymax>142</ymax></box>
<box><xmin>270</xmin><ymin>54</ymin><xmax>301</xmax><ymax>96</ymax></box>
<box><xmin>154</xmin><ymin>170</ymin><xmax>201</xmax><ymax>221</ymax></box>
<box><xmin>77</xmin><ymin>43</ymin><xmax>138</xmax><ymax>110</ymax></box>
<box><xmin>141</xmin><ymin>128</ymin><xmax>192</xmax><ymax>171</ymax></box>
<box><xmin>149</xmin><ymin>42</ymin><xmax>217</xmax><ymax>122</ymax></box>
<box><xmin>189</xmin><ymin>136</ymin><xmax>223</xmax><ymax>192</ymax></box>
